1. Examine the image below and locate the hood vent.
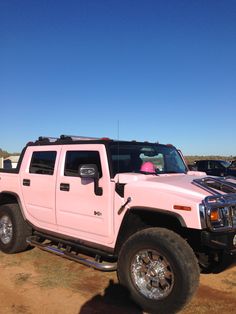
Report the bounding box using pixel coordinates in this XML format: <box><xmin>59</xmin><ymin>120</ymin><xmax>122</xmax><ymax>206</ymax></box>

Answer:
<box><xmin>192</xmin><ymin>177</ymin><xmax>236</xmax><ymax>195</ymax></box>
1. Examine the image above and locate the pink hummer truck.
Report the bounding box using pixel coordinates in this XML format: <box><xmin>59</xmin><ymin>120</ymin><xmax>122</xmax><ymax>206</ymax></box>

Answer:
<box><xmin>0</xmin><ymin>135</ymin><xmax>236</xmax><ymax>313</ymax></box>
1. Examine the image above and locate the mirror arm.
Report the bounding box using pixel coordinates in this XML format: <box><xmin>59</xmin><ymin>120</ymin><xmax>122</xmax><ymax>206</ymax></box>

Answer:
<box><xmin>94</xmin><ymin>178</ymin><xmax>103</xmax><ymax>196</ymax></box>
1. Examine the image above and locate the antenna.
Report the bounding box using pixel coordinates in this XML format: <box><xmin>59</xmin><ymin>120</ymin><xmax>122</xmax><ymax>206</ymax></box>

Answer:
<box><xmin>117</xmin><ymin>120</ymin><xmax>120</xmax><ymax>141</ymax></box>
<box><xmin>117</xmin><ymin>120</ymin><xmax>120</xmax><ymax>178</ymax></box>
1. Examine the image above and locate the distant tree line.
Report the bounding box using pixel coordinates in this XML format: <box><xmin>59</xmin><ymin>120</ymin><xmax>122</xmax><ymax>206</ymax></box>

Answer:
<box><xmin>0</xmin><ymin>148</ymin><xmax>19</xmax><ymax>159</ymax></box>
<box><xmin>0</xmin><ymin>148</ymin><xmax>10</xmax><ymax>158</ymax></box>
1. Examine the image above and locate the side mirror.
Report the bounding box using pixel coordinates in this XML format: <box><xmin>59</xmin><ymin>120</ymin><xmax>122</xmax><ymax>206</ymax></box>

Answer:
<box><xmin>79</xmin><ymin>164</ymin><xmax>99</xmax><ymax>179</ymax></box>
<box><xmin>78</xmin><ymin>164</ymin><xmax>103</xmax><ymax>196</ymax></box>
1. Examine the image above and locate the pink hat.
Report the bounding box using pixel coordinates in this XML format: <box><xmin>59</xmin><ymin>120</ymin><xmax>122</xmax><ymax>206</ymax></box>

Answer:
<box><xmin>140</xmin><ymin>161</ymin><xmax>156</xmax><ymax>173</ymax></box>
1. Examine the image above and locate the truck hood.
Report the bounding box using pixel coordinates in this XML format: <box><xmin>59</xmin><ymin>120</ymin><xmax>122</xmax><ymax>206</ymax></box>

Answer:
<box><xmin>115</xmin><ymin>172</ymin><xmax>209</xmax><ymax>229</ymax></box>
<box><xmin>115</xmin><ymin>172</ymin><xmax>209</xmax><ymax>200</ymax></box>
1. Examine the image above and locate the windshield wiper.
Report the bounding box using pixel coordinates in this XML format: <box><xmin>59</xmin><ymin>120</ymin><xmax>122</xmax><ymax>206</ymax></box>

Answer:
<box><xmin>163</xmin><ymin>171</ymin><xmax>185</xmax><ymax>174</ymax></box>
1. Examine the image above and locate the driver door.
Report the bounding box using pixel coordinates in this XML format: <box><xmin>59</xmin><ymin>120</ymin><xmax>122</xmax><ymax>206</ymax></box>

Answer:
<box><xmin>56</xmin><ymin>145</ymin><xmax>113</xmax><ymax>242</ymax></box>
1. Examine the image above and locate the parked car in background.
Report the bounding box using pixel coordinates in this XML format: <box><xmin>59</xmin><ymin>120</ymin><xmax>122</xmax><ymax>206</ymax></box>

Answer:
<box><xmin>187</xmin><ymin>163</ymin><xmax>197</xmax><ymax>171</ymax></box>
<box><xmin>195</xmin><ymin>159</ymin><xmax>236</xmax><ymax>177</ymax></box>
<box><xmin>229</xmin><ymin>160</ymin><xmax>236</xmax><ymax>169</ymax></box>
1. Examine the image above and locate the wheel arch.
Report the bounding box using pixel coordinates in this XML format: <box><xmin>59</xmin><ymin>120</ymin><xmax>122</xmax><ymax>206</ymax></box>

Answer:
<box><xmin>115</xmin><ymin>206</ymin><xmax>187</xmax><ymax>255</ymax></box>
<box><xmin>0</xmin><ymin>192</ymin><xmax>26</xmax><ymax>219</ymax></box>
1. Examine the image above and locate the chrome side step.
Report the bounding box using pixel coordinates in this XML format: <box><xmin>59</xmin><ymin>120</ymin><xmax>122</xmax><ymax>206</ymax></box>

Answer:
<box><xmin>26</xmin><ymin>236</ymin><xmax>117</xmax><ymax>272</ymax></box>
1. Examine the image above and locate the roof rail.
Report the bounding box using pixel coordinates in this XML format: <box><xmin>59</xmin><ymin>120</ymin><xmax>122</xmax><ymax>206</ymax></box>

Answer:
<box><xmin>37</xmin><ymin>136</ymin><xmax>58</xmax><ymax>143</ymax></box>
<box><xmin>60</xmin><ymin>135</ymin><xmax>100</xmax><ymax>141</ymax></box>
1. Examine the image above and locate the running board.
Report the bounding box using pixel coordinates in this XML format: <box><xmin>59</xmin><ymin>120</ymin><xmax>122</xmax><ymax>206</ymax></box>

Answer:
<box><xmin>26</xmin><ymin>236</ymin><xmax>117</xmax><ymax>272</ymax></box>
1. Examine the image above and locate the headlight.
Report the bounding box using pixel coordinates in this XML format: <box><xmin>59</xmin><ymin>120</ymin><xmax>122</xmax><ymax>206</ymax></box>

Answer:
<box><xmin>203</xmin><ymin>195</ymin><xmax>236</xmax><ymax>231</ymax></box>
<box><xmin>208</xmin><ymin>206</ymin><xmax>233</xmax><ymax>230</ymax></box>
<box><xmin>232</xmin><ymin>206</ymin><xmax>236</xmax><ymax>226</ymax></box>
<box><xmin>233</xmin><ymin>234</ymin><xmax>236</xmax><ymax>247</ymax></box>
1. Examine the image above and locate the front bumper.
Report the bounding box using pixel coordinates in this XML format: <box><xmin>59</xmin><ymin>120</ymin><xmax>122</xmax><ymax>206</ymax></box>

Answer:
<box><xmin>201</xmin><ymin>230</ymin><xmax>236</xmax><ymax>255</ymax></box>
<box><xmin>200</xmin><ymin>230</ymin><xmax>236</xmax><ymax>273</ymax></box>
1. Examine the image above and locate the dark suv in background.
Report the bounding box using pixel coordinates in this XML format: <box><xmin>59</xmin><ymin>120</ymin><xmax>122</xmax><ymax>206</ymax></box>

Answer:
<box><xmin>195</xmin><ymin>159</ymin><xmax>236</xmax><ymax>177</ymax></box>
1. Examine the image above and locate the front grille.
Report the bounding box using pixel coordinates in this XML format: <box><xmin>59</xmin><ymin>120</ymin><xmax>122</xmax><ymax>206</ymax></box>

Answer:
<box><xmin>203</xmin><ymin>194</ymin><xmax>236</xmax><ymax>231</ymax></box>
<box><xmin>232</xmin><ymin>206</ymin><xmax>236</xmax><ymax>227</ymax></box>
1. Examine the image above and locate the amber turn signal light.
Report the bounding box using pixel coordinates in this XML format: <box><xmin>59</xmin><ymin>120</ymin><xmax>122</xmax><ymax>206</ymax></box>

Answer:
<box><xmin>173</xmin><ymin>205</ymin><xmax>191</xmax><ymax>211</ymax></box>
<box><xmin>210</xmin><ymin>210</ymin><xmax>220</xmax><ymax>221</ymax></box>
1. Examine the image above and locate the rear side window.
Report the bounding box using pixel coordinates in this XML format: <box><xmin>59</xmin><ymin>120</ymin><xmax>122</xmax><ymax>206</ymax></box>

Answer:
<box><xmin>64</xmin><ymin>151</ymin><xmax>102</xmax><ymax>177</ymax></box>
<box><xmin>29</xmin><ymin>151</ymin><xmax>57</xmax><ymax>175</ymax></box>
<box><xmin>197</xmin><ymin>161</ymin><xmax>206</xmax><ymax>170</ymax></box>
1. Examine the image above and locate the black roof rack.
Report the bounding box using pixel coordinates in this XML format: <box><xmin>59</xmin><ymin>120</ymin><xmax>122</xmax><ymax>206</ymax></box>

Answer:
<box><xmin>29</xmin><ymin>135</ymin><xmax>112</xmax><ymax>146</ymax></box>
<box><xmin>29</xmin><ymin>135</ymin><xmax>161</xmax><ymax>147</ymax></box>
<box><xmin>36</xmin><ymin>136</ymin><xmax>58</xmax><ymax>143</ymax></box>
<box><xmin>59</xmin><ymin>135</ymin><xmax>100</xmax><ymax>141</ymax></box>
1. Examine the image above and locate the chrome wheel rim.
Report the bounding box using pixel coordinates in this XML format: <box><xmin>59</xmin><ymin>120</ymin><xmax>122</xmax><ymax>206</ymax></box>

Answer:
<box><xmin>131</xmin><ymin>249</ymin><xmax>174</xmax><ymax>300</ymax></box>
<box><xmin>0</xmin><ymin>215</ymin><xmax>13</xmax><ymax>244</ymax></box>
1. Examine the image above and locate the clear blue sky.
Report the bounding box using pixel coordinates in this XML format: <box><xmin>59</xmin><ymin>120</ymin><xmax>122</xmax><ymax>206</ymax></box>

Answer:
<box><xmin>1</xmin><ymin>0</ymin><xmax>236</xmax><ymax>155</ymax></box>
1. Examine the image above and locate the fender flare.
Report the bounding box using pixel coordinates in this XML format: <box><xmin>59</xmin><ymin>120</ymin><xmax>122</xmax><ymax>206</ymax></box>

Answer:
<box><xmin>128</xmin><ymin>206</ymin><xmax>187</xmax><ymax>227</ymax></box>
<box><xmin>0</xmin><ymin>191</ymin><xmax>26</xmax><ymax>220</ymax></box>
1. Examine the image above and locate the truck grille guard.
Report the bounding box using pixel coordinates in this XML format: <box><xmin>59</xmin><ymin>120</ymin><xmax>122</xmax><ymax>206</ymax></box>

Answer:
<box><xmin>192</xmin><ymin>177</ymin><xmax>236</xmax><ymax>231</ymax></box>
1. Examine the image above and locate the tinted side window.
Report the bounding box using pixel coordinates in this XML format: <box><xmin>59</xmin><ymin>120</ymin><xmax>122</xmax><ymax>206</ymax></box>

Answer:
<box><xmin>210</xmin><ymin>161</ymin><xmax>216</xmax><ymax>169</ymax></box>
<box><xmin>197</xmin><ymin>161</ymin><xmax>206</xmax><ymax>170</ymax></box>
<box><xmin>64</xmin><ymin>151</ymin><xmax>102</xmax><ymax>177</ymax></box>
<box><xmin>209</xmin><ymin>161</ymin><xmax>220</xmax><ymax>169</ymax></box>
<box><xmin>29</xmin><ymin>151</ymin><xmax>57</xmax><ymax>175</ymax></box>
<box><xmin>213</xmin><ymin>161</ymin><xmax>223</xmax><ymax>169</ymax></box>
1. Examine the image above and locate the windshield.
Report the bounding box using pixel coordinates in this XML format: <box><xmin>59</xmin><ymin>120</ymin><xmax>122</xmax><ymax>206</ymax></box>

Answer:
<box><xmin>109</xmin><ymin>143</ymin><xmax>187</xmax><ymax>177</ymax></box>
<box><xmin>220</xmin><ymin>161</ymin><xmax>231</xmax><ymax>168</ymax></box>
<box><xmin>229</xmin><ymin>160</ymin><xmax>236</xmax><ymax>169</ymax></box>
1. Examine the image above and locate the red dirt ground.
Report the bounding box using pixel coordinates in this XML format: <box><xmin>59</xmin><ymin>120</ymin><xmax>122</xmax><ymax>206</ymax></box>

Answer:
<box><xmin>0</xmin><ymin>248</ymin><xmax>235</xmax><ymax>314</ymax></box>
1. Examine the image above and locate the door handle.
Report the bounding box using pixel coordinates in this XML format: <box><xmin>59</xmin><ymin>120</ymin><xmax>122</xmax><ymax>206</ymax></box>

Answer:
<box><xmin>23</xmin><ymin>179</ymin><xmax>30</xmax><ymax>186</ymax></box>
<box><xmin>60</xmin><ymin>183</ymin><xmax>70</xmax><ymax>191</ymax></box>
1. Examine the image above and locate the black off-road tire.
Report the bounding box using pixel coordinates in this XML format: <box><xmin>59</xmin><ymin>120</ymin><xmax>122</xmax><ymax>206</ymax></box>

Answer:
<box><xmin>117</xmin><ymin>227</ymin><xmax>200</xmax><ymax>314</ymax></box>
<box><xmin>0</xmin><ymin>203</ymin><xmax>32</xmax><ymax>253</ymax></box>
